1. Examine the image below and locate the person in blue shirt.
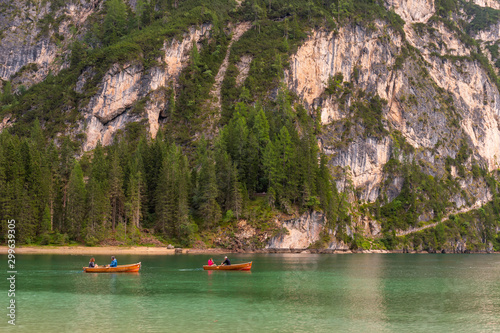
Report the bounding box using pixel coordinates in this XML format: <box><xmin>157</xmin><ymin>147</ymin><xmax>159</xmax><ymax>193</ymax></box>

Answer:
<box><xmin>109</xmin><ymin>256</ymin><xmax>117</xmax><ymax>267</ymax></box>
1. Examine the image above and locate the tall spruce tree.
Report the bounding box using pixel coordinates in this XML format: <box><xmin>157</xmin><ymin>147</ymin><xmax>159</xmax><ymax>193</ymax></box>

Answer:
<box><xmin>66</xmin><ymin>161</ymin><xmax>86</xmax><ymax>239</ymax></box>
<box><xmin>109</xmin><ymin>149</ymin><xmax>125</xmax><ymax>231</ymax></box>
<box><xmin>198</xmin><ymin>154</ymin><xmax>221</xmax><ymax>229</ymax></box>
<box><xmin>103</xmin><ymin>0</ymin><xmax>128</xmax><ymax>45</ymax></box>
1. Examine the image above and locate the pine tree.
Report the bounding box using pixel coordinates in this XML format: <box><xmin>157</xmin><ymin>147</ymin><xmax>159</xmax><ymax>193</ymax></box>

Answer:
<box><xmin>2</xmin><ymin>136</ymin><xmax>27</xmax><ymax>240</ymax></box>
<box><xmin>198</xmin><ymin>155</ymin><xmax>221</xmax><ymax>228</ymax></box>
<box><xmin>214</xmin><ymin>144</ymin><xmax>233</xmax><ymax>211</ymax></box>
<box><xmin>57</xmin><ymin>137</ymin><xmax>75</xmax><ymax>232</ymax></box>
<box><xmin>230</xmin><ymin>163</ymin><xmax>243</xmax><ymax>220</ymax></box>
<box><xmin>85</xmin><ymin>142</ymin><xmax>110</xmax><ymax>241</ymax></box>
<box><xmin>143</xmin><ymin>137</ymin><xmax>164</xmax><ymax>228</ymax></box>
<box><xmin>0</xmin><ymin>132</ymin><xmax>8</xmax><ymax>240</ymax></box>
<box><xmin>46</xmin><ymin>142</ymin><xmax>61</xmax><ymax>232</ymax></box>
<box><xmin>85</xmin><ymin>176</ymin><xmax>109</xmax><ymax>242</ymax></box>
<box><xmin>41</xmin><ymin>204</ymin><xmax>51</xmax><ymax>233</ymax></box>
<box><xmin>156</xmin><ymin>145</ymin><xmax>175</xmax><ymax>236</ymax></box>
<box><xmin>263</xmin><ymin>140</ymin><xmax>278</xmax><ymax>191</ymax></box>
<box><xmin>103</xmin><ymin>0</ymin><xmax>128</xmax><ymax>45</ymax></box>
<box><xmin>109</xmin><ymin>149</ymin><xmax>125</xmax><ymax>231</ymax></box>
<box><xmin>176</xmin><ymin>152</ymin><xmax>191</xmax><ymax>239</ymax></box>
<box><xmin>126</xmin><ymin>154</ymin><xmax>144</xmax><ymax>230</ymax></box>
<box><xmin>20</xmin><ymin>139</ymin><xmax>41</xmax><ymax>239</ymax></box>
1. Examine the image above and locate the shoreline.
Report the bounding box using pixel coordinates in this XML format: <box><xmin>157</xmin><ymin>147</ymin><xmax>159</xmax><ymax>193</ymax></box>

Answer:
<box><xmin>0</xmin><ymin>246</ymin><xmax>497</xmax><ymax>255</ymax></box>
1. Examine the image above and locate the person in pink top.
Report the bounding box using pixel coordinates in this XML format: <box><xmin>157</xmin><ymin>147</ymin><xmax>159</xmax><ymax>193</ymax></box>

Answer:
<box><xmin>207</xmin><ymin>258</ymin><xmax>216</xmax><ymax>266</ymax></box>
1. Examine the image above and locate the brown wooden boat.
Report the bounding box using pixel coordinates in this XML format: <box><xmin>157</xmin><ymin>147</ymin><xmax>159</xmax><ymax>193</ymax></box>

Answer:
<box><xmin>83</xmin><ymin>262</ymin><xmax>141</xmax><ymax>273</ymax></box>
<box><xmin>203</xmin><ymin>262</ymin><xmax>252</xmax><ymax>271</ymax></box>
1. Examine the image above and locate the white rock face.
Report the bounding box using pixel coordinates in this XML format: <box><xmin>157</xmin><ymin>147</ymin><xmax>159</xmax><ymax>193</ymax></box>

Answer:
<box><xmin>0</xmin><ymin>1</ymin><xmax>98</xmax><ymax>88</ymax></box>
<box><xmin>162</xmin><ymin>24</ymin><xmax>212</xmax><ymax>83</ymax></box>
<box><xmin>473</xmin><ymin>0</ymin><xmax>500</xmax><ymax>9</ymax></box>
<box><xmin>144</xmin><ymin>89</ymin><xmax>168</xmax><ymax>139</ymax></box>
<box><xmin>285</xmin><ymin>24</ymin><xmax>401</xmax><ymax>200</ymax></box>
<box><xmin>326</xmin><ymin>137</ymin><xmax>392</xmax><ymax>202</ymax></box>
<box><xmin>82</xmin><ymin>25</ymin><xmax>212</xmax><ymax>151</ymax></box>
<box><xmin>235</xmin><ymin>55</ymin><xmax>253</xmax><ymax>87</ymax></box>
<box><xmin>210</xmin><ymin>22</ymin><xmax>252</xmax><ymax>110</ymax></box>
<box><xmin>405</xmin><ymin>24</ymin><xmax>500</xmax><ymax>170</ymax></box>
<box><xmin>0</xmin><ymin>115</ymin><xmax>12</xmax><ymax>132</ymax></box>
<box><xmin>384</xmin><ymin>0</ymin><xmax>435</xmax><ymax>23</ymax></box>
<box><xmin>407</xmin><ymin>22</ymin><xmax>471</xmax><ymax>57</ymax></box>
<box><xmin>286</xmin><ymin>19</ymin><xmax>500</xmax><ymax>204</ymax></box>
<box><xmin>474</xmin><ymin>22</ymin><xmax>500</xmax><ymax>42</ymax></box>
<box><xmin>285</xmin><ymin>23</ymin><xmax>402</xmax><ymax>123</ymax></box>
<box><xmin>90</xmin><ymin>64</ymin><xmax>143</xmax><ymax>124</ymax></box>
<box><xmin>266</xmin><ymin>212</ymin><xmax>327</xmax><ymax>249</ymax></box>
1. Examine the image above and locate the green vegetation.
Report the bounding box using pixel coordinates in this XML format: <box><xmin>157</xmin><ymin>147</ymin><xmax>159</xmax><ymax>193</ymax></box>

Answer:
<box><xmin>403</xmin><ymin>198</ymin><xmax>500</xmax><ymax>252</ymax></box>
<box><xmin>429</xmin><ymin>0</ymin><xmax>500</xmax><ymax>90</ymax></box>
<box><xmin>0</xmin><ymin>88</ymin><xmax>346</xmax><ymax>245</ymax></box>
<box><xmin>377</xmin><ymin>160</ymin><xmax>458</xmax><ymax>232</ymax></box>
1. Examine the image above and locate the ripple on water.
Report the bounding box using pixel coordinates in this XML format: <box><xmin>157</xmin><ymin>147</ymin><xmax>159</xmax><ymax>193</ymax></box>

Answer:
<box><xmin>5</xmin><ymin>253</ymin><xmax>500</xmax><ymax>332</ymax></box>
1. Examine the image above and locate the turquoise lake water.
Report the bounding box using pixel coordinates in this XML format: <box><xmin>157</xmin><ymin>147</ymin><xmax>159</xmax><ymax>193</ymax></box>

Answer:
<box><xmin>1</xmin><ymin>253</ymin><xmax>499</xmax><ymax>332</ymax></box>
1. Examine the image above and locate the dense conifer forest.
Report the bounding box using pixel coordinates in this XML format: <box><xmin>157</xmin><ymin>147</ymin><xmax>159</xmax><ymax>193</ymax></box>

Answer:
<box><xmin>1</xmin><ymin>0</ymin><xmax>500</xmax><ymax>251</ymax></box>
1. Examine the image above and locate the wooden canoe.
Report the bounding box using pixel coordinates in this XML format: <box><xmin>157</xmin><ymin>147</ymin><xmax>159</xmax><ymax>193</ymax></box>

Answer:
<box><xmin>83</xmin><ymin>262</ymin><xmax>141</xmax><ymax>273</ymax></box>
<box><xmin>203</xmin><ymin>262</ymin><xmax>252</xmax><ymax>271</ymax></box>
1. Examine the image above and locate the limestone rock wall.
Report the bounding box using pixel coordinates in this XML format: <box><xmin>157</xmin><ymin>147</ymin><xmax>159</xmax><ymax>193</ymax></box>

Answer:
<box><xmin>473</xmin><ymin>0</ymin><xmax>500</xmax><ymax>9</ymax></box>
<box><xmin>286</xmin><ymin>16</ymin><xmax>500</xmax><ymax>208</ymax></box>
<box><xmin>210</xmin><ymin>22</ymin><xmax>252</xmax><ymax>111</ymax></box>
<box><xmin>285</xmin><ymin>22</ymin><xmax>403</xmax><ymax>121</ymax></box>
<box><xmin>81</xmin><ymin>24</ymin><xmax>212</xmax><ymax>151</ymax></box>
<box><xmin>285</xmin><ymin>23</ymin><xmax>402</xmax><ymax>201</ymax></box>
<box><xmin>0</xmin><ymin>0</ymin><xmax>99</xmax><ymax>89</ymax></box>
<box><xmin>384</xmin><ymin>0</ymin><xmax>435</xmax><ymax>23</ymax></box>
<box><xmin>266</xmin><ymin>211</ymin><xmax>327</xmax><ymax>249</ymax></box>
<box><xmin>265</xmin><ymin>211</ymin><xmax>353</xmax><ymax>250</ymax></box>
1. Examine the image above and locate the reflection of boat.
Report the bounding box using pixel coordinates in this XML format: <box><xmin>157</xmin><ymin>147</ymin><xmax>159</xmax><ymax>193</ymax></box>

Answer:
<box><xmin>83</xmin><ymin>262</ymin><xmax>141</xmax><ymax>273</ymax></box>
<box><xmin>203</xmin><ymin>262</ymin><xmax>252</xmax><ymax>271</ymax></box>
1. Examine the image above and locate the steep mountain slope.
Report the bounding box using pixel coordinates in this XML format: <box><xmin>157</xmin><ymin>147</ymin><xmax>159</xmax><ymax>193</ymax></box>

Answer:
<box><xmin>1</xmin><ymin>0</ymin><xmax>500</xmax><ymax>252</ymax></box>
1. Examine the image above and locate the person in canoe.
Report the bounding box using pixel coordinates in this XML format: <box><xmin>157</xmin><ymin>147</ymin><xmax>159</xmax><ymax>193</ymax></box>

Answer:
<box><xmin>88</xmin><ymin>257</ymin><xmax>97</xmax><ymax>268</ymax></box>
<box><xmin>207</xmin><ymin>258</ymin><xmax>216</xmax><ymax>266</ymax></box>
<box><xmin>221</xmin><ymin>256</ymin><xmax>231</xmax><ymax>266</ymax></box>
<box><xmin>109</xmin><ymin>256</ymin><xmax>117</xmax><ymax>267</ymax></box>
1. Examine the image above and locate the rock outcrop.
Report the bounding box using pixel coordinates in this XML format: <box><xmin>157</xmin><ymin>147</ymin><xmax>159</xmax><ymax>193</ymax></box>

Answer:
<box><xmin>266</xmin><ymin>211</ymin><xmax>327</xmax><ymax>249</ymax></box>
<box><xmin>473</xmin><ymin>0</ymin><xmax>500</xmax><ymax>9</ymax></box>
<box><xmin>210</xmin><ymin>22</ymin><xmax>251</xmax><ymax>110</ymax></box>
<box><xmin>286</xmin><ymin>17</ymin><xmax>500</xmax><ymax>205</ymax></box>
<box><xmin>0</xmin><ymin>0</ymin><xmax>99</xmax><ymax>90</ymax></box>
<box><xmin>82</xmin><ymin>24</ymin><xmax>212</xmax><ymax>150</ymax></box>
<box><xmin>384</xmin><ymin>0</ymin><xmax>435</xmax><ymax>23</ymax></box>
<box><xmin>265</xmin><ymin>211</ymin><xmax>352</xmax><ymax>251</ymax></box>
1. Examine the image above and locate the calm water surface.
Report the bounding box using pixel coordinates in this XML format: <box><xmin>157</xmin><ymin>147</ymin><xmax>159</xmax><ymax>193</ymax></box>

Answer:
<box><xmin>1</xmin><ymin>253</ymin><xmax>499</xmax><ymax>332</ymax></box>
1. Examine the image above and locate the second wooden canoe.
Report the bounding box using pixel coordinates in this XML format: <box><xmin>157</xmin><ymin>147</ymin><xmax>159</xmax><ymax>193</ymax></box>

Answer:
<box><xmin>203</xmin><ymin>262</ymin><xmax>252</xmax><ymax>271</ymax></box>
<box><xmin>83</xmin><ymin>262</ymin><xmax>141</xmax><ymax>273</ymax></box>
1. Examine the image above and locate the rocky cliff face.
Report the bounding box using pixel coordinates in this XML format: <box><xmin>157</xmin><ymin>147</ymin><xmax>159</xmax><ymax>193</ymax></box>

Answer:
<box><xmin>2</xmin><ymin>0</ymin><xmax>500</xmax><ymax>249</ymax></box>
<box><xmin>285</xmin><ymin>13</ymin><xmax>500</xmax><ymax>208</ymax></box>
<box><xmin>266</xmin><ymin>211</ymin><xmax>327</xmax><ymax>249</ymax></box>
<box><xmin>384</xmin><ymin>0</ymin><xmax>435</xmax><ymax>23</ymax></box>
<box><xmin>473</xmin><ymin>0</ymin><xmax>500</xmax><ymax>9</ymax></box>
<box><xmin>0</xmin><ymin>0</ymin><xmax>100</xmax><ymax>90</ymax></box>
<box><xmin>266</xmin><ymin>211</ymin><xmax>352</xmax><ymax>250</ymax></box>
<box><xmin>285</xmin><ymin>23</ymin><xmax>403</xmax><ymax>201</ymax></box>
